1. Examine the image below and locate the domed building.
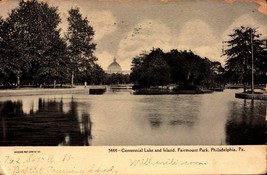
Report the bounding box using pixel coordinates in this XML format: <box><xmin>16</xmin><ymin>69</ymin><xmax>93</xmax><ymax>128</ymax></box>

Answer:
<box><xmin>107</xmin><ymin>58</ymin><xmax>122</xmax><ymax>74</ymax></box>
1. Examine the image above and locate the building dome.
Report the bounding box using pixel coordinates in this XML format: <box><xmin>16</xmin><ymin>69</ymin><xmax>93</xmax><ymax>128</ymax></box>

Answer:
<box><xmin>107</xmin><ymin>58</ymin><xmax>122</xmax><ymax>73</ymax></box>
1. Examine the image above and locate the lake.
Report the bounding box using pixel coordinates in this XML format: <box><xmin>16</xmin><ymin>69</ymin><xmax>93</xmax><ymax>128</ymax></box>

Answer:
<box><xmin>0</xmin><ymin>88</ymin><xmax>265</xmax><ymax>146</ymax></box>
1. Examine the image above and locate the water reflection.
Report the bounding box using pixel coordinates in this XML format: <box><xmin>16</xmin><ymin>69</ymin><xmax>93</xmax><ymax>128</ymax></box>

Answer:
<box><xmin>169</xmin><ymin>119</ymin><xmax>194</xmax><ymax>127</ymax></box>
<box><xmin>226</xmin><ymin>99</ymin><xmax>266</xmax><ymax>145</ymax></box>
<box><xmin>0</xmin><ymin>98</ymin><xmax>92</xmax><ymax>146</ymax></box>
<box><xmin>0</xmin><ymin>89</ymin><xmax>265</xmax><ymax>146</ymax></box>
<box><xmin>149</xmin><ymin>117</ymin><xmax>163</xmax><ymax>127</ymax></box>
<box><xmin>139</xmin><ymin>95</ymin><xmax>200</xmax><ymax>129</ymax></box>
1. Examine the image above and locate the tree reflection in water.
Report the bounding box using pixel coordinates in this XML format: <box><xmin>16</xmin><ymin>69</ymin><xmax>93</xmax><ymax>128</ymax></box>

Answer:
<box><xmin>226</xmin><ymin>99</ymin><xmax>266</xmax><ymax>145</ymax></box>
<box><xmin>0</xmin><ymin>98</ymin><xmax>92</xmax><ymax>146</ymax></box>
<box><xmin>149</xmin><ymin>117</ymin><xmax>163</xmax><ymax>127</ymax></box>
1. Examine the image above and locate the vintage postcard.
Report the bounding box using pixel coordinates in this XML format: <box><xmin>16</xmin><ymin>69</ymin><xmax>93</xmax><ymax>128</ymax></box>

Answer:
<box><xmin>0</xmin><ymin>0</ymin><xmax>266</xmax><ymax>174</ymax></box>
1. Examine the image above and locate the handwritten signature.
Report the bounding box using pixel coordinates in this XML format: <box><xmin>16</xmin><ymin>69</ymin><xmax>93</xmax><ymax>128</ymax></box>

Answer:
<box><xmin>129</xmin><ymin>157</ymin><xmax>207</xmax><ymax>167</ymax></box>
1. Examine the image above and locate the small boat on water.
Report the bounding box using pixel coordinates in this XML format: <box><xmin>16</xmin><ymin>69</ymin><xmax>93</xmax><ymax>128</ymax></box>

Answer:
<box><xmin>89</xmin><ymin>86</ymin><xmax>106</xmax><ymax>95</ymax></box>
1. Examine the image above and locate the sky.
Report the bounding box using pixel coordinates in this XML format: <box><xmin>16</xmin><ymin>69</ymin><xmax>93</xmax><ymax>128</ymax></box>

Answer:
<box><xmin>0</xmin><ymin>0</ymin><xmax>266</xmax><ymax>71</ymax></box>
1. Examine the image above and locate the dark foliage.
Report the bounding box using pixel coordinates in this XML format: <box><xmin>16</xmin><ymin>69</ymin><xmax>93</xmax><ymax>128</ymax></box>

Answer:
<box><xmin>223</xmin><ymin>26</ymin><xmax>266</xmax><ymax>89</ymax></box>
<box><xmin>130</xmin><ymin>48</ymin><xmax>223</xmax><ymax>87</ymax></box>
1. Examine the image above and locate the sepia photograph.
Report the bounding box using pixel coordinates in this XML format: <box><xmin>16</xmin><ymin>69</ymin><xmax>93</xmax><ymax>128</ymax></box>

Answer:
<box><xmin>0</xmin><ymin>0</ymin><xmax>266</xmax><ymax>174</ymax></box>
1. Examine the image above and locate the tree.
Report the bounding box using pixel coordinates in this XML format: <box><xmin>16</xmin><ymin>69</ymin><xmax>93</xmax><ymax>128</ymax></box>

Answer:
<box><xmin>130</xmin><ymin>53</ymin><xmax>146</xmax><ymax>85</ymax></box>
<box><xmin>131</xmin><ymin>48</ymin><xmax>221</xmax><ymax>88</ymax></box>
<box><xmin>3</xmin><ymin>6</ymin><xmax>31</xmax><ymax>87</ymax></box>
<box><xmin>130</xmin><ymin>48</ymin><xmax>171</xmax><ymax>87</ymax></box>
<box><xmin>0</xmin><ymin>16</ymin><xmax>8</xmax><ymax>85</ymax></box>
<box><xmin>224</xmin><ymin>26</ymin><xmax>266</xmax><ymax>92</ymax></box>
<box><xmin>34</xmin><ymin>35</ymin><xmax>70</xmax><ymax>87</ymax></box>
<box><xmin>3</xmin><ymin>0</ymin><xmax>68</xmax><ymax>87</ymax></box>
<box><xmin>66</xmin><ymin>7</ymin><xmax>96</xmax><ymax>87</ymax></box>
<box><xmin>210</xmin><ymin>61</ymin><xmax>225</xmax><ymax>85</ymax></box>
<box><xmin>254</xmin><ymin>40</ymin><xmax>267</xmax><ymax>85</ymax></box>
<box><xmin>165</xmin><ymin>50</ymin><xmax>216</xmax><ymax>85</ymax></box>
<box><xmin>79</xmin><ymin>62</ymin><xmax>105</xmax><ymax>85</ymax></box>
<box><xmin>145</xmin><ymin>49</ymin><xmax>171</xmax><ymax>86</ymax></box>
<box><xmin>174</xmin><ymin>51</ymin><xmax>203</xmax><ymax>84</ymax></box>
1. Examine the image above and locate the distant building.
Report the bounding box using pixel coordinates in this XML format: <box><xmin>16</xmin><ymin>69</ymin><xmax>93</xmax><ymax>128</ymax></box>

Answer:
<box><xmin>107</xmin><ymin>58</ymin><xmax>122</xmax><ymax>74</ymax></box>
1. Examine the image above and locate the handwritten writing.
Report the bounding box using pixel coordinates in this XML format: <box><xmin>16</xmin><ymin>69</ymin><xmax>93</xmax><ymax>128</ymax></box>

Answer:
<box><xmin>129</xmin><ymin>157</ymin><xmax>207</xmax><ymax>167</ymax></box>
<box><xmin>3</xmin><ymin>154</ymin><xmax>74</xmax><ymax>165</ymax></box>
<box><xmin>1</xmin><ymin>154</ymin><xmax>117</xmax><ymax>175</ymax></box>
<box><xmin>1</xmin><ymin>154</ymin><xmax>208</xmax><ymax>175</ymax></box>
<box><xmin>9</xmin><ymin>165</ymin><xmax>116</xmax><ymax>175</ymax></box>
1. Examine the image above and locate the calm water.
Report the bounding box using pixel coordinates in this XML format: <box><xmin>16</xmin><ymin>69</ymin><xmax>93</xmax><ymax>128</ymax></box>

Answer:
<box><xmin>0</xmin><ymin>89</ymin><xmax>265</xmax><ymax>146</ymax></box>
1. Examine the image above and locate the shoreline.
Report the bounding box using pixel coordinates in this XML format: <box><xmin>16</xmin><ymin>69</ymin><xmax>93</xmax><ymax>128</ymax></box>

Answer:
<box><xmin>0</xmin><ymin>86</ymin><xmax>100</xmax><ymax>97</ymax></box>
<box><xmin>235</xmin><ymin>92</ymin><xmax>267</xmax><ymax>100</ymax></box>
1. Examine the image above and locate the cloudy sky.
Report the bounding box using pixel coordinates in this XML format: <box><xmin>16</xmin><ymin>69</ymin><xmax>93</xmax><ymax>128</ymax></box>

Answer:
<box><xmin>0</xmin><ymin>0</ymin><xmax>266</xmax><ymax>71</ymax></box>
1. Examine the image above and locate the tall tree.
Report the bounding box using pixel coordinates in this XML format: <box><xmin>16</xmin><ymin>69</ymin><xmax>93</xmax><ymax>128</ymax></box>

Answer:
<box><xmin>130</xmin><ymin>48</ymin><xmax>171</xmax><ymax>86</ymax></box>
<box><xmin>224</xmin><ymin>26</ymin><xmax>266</xmax><ymax>92</ymax></box>
<box><xmin>4</xmin><ymin>6</ymin><xmax>30</xmax><ymax>87</ymax></box>
<box><xmin>66</xmin><ymin>7</ymin><xmax>96</xmax><ymax>87</ymax></box>
<box><xmin>165</xmin><ymin>50</ymin><xmax>216</xmax><ymax>85</ymax></box>
<box><xmin>3</xmin><ymin>0</ymin><xmax>67</xmax><ymax>87</ymax></box>
<box><xmin>0</xmin><ymin>16</ymin><xmax>7</xmax><ymax>84</ymax></box>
